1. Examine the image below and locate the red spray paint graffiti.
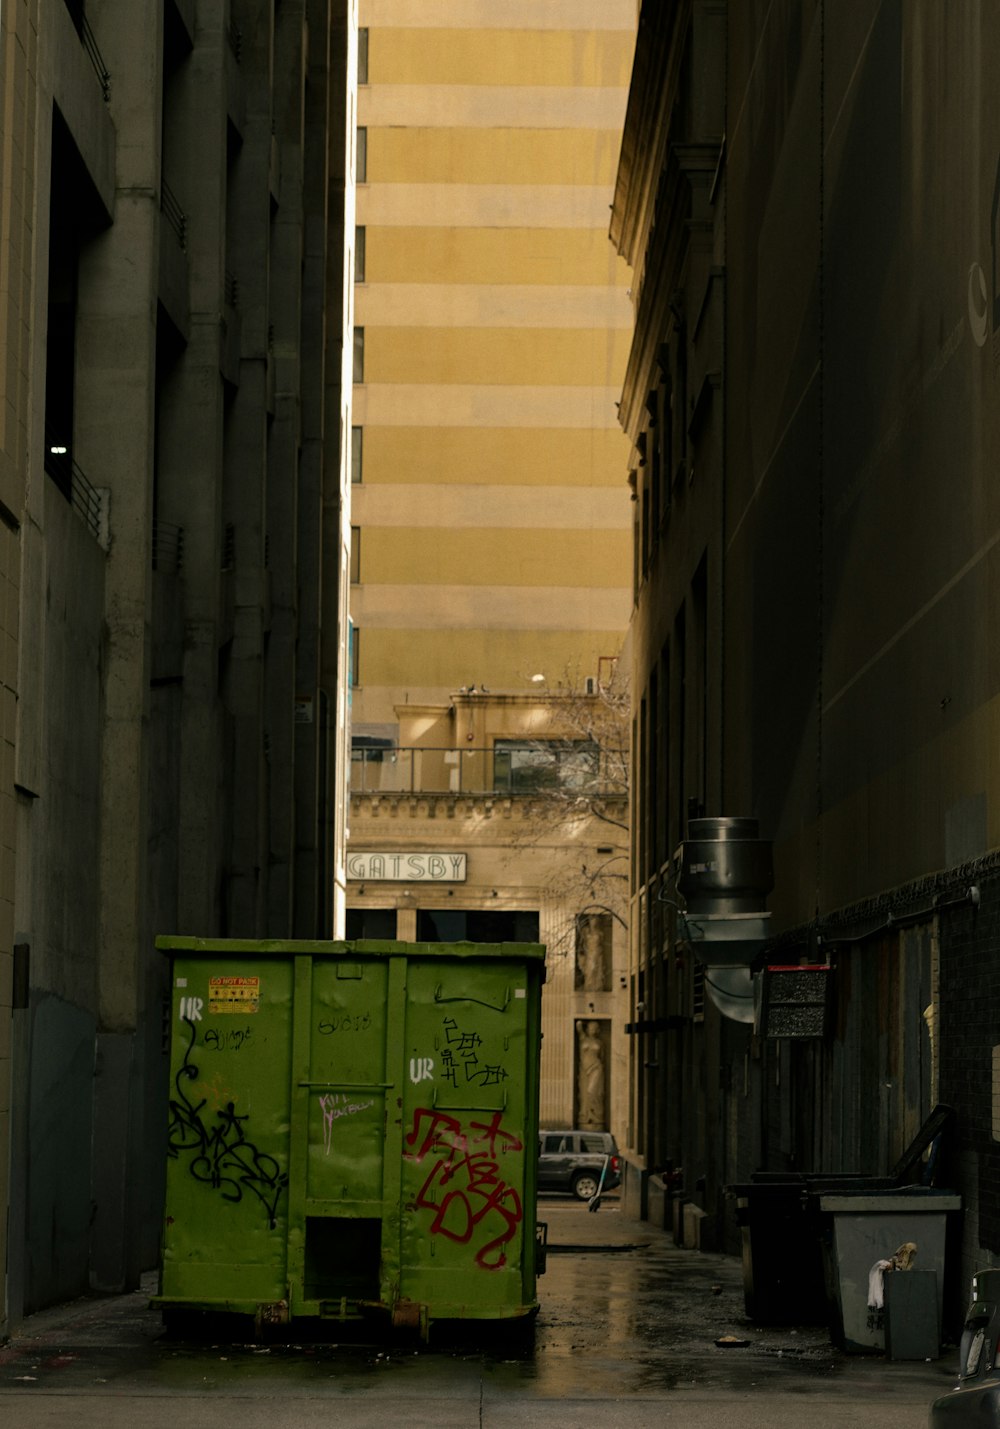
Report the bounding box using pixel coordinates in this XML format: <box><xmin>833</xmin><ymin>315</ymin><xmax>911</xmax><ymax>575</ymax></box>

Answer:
<box><xmin>404</xmin><ymin>1107</ymin><xmax>523</xmax><ymax>1270</ymax></box>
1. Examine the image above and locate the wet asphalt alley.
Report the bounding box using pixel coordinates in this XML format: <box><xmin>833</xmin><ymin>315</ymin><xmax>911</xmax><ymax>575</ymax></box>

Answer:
<box><xmin>0</xmin><ymin>1199</ymin><xmax>957</xmax><ymax>1428</ymax></box>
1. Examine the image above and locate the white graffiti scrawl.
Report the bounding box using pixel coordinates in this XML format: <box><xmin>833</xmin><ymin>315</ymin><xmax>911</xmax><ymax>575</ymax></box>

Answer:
<box><xmin>318</xmin><ymin>1092</ymin><xmax>375</xmax><ymax>1154</ymax></box>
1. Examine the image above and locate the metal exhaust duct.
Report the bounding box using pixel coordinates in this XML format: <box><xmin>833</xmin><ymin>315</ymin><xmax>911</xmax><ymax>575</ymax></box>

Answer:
<box><xmin>676</xmin><ymin>817</ymin><xmax>773</xmax><ymax>1022</ymax></box>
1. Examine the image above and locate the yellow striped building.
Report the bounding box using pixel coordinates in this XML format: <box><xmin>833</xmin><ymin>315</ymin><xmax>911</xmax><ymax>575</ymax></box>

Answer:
<box><xmin>352</xmin><ymin>0</ymin><xmax>635</xmax><ymax>716</ymax></box>
<box><xmin>350</xmin><ymin>1</ymin><xmax>636</xmax><ymax>1136</ymax></box>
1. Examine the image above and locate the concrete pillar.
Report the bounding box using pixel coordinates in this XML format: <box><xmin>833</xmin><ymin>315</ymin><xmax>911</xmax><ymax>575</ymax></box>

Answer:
<box><xmin>163</xmin><ymin>0</ymin><xmax>229</xmax><ymax>933</ymax></box>
<box><xmin>73</xmin><ymin>0</ymin><xmax>161</xmax><ymax>1292</ymax></box>
<box><xmin>223</xmin><ymin>1</ymin><xmax>274</xmax><ymax>933</ymax></box>
<box><xmin>266</xmin><ymin>0</ymin><xmax>306</xmax><ymax>934</ymax></box>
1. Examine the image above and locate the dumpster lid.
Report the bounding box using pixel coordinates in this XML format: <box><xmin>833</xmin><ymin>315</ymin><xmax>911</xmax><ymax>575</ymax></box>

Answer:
<box><xmin>155</xmin><ymin>935</ymin><xmax>546</xmax><ymax>963</ymax></box>
<box><xmin>888</xmin><ymin>1103</ymin><xmax>955</xmax><ymax>1185</ymax></box>
<box><xmin>818</xmin><ymin>1192</ymin><xmax>961</xmax><ymax>1213</ymax></box>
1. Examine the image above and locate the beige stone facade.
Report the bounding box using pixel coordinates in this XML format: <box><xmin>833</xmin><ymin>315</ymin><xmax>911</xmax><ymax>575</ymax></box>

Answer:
<box><xmin>349</xmin><ymin>691</ymin><xmax>629</xmax><ymax>1134</ymax></box>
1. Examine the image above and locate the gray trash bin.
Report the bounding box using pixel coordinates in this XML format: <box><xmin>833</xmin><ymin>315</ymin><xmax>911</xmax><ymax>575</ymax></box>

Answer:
<box><xmin>818</xmin><ymin>1188</ymin><xmax>960</xmax><ymax>1353</ymax></box>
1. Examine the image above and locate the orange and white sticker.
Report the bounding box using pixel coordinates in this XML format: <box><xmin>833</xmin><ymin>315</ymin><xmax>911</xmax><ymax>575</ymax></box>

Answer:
<box><xmin>208</xmin><ymin>975</ymin><xmax>260</xmax><ymax>1014</ymax></box>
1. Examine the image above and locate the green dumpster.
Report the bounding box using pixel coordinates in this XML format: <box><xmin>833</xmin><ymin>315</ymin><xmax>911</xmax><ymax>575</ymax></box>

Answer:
<box><xmin>153</xmin><ymin>936</ymin><xmax>545</xmax><ymax>1336</ymax></box>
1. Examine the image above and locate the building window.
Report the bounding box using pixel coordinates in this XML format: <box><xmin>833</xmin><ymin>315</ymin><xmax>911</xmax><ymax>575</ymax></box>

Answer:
<box><xmin>354</xmin><ymin>226</ymin><xmax>366</xmax><ymax>284</ymax></box>
<box><xmin>417</xmin><ymin>909</ymin><xmax>539</xmax><ymax>943</ymax></box>
<box><xmin>346</xmin><ymin>907</ymin><xmax>395</xmax><ymax>939</ymax></box>
<box><xmin>493</xmin><ymin>739</ymin><xmax>599</xmax><ymax>793</ymax></box>
<box><xmin>349</xmin><ymin>625</ymin><xmax>360</xmax><ymax>687</ymax></box>
<box><xmin>350</xmin><ymin>526</ymin><xmax>361</xmax><ymax>583</ymax></box>
<box><xmin>353</xmin><ymin>326</ymin><xmax>364</xmax><ymax>383</ymax></box>
<box><xmin>358</xmin><ymin>27</ymin><xmax>369</xmax><ymax>84</ymax></box>
<box><xmin>351</xmin><ymin>426</ymin><xmax>363</xmax><ymax>483</ymax></box>
<box><xmin>357</xmin><ymin>127</ymin><xmax>367</xmax><ymax>183</ymax></box>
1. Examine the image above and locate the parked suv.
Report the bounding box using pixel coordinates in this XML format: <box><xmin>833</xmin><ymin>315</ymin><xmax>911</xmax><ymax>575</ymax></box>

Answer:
<box><xmin>538</xmin><ymin>1130</ymin><xmax>621</xmax><ymax>1201</ymax></box>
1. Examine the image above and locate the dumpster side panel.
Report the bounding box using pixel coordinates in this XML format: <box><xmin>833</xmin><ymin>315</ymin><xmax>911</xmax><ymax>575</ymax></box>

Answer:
<box><xmin>160</xmin><ymin>956</ymin><xmax>293</xmax><ymax>1305</ymax></box>
<box><xmin>398</xmin><ymin>952</ymin><xmax>540</xmax><ymax>1319</ymax></box>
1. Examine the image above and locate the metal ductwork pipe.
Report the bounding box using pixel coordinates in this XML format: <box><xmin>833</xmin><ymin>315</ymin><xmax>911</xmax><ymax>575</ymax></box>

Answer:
<box><xmin>676</xmin><ymin>817</ymin><xmax>774</xmax><ymax>1023</ymax></box>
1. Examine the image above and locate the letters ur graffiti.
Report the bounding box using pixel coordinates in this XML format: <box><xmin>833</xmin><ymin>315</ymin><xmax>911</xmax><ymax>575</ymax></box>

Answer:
<box><xmin>167</xmin><ymin>1018</ymin><xmax>288</xmax><ymax>1228</ymax></box>
<box><xmin>404</xmin><ymin>1107</ymin><xmax>523</xmax><ymax>1271</ymax></box>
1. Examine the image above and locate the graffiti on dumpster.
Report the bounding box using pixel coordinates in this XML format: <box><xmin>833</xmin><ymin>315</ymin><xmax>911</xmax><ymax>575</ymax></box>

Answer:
<box><xmin>317</xmin><ymin>1010</ymin><xmax>373</xmax><ymax>1035</ymax></box>
<box><xmin>440</xmin><ymin>1016</ymin><xmax>509</xmax><ymax>1088</ymax></box>
<box><xmin>167</xmin><ymin>1018</ymin><xmax>288</xmax><ymax>1228</ymax></box>
<box><xmin>203</xmin><ymin>1025</ymin><xmax>254</xmax><ymax>1053</ymax></box>
<box><xmin>318</xmin><ymin>1092</ymin><xmax>376</xmax><ymax>1154</ymax></box>
<box><xmin>403</xmin><ymin>1107</ymin><xmax>523</xmax><ymax>1270</ymax></box>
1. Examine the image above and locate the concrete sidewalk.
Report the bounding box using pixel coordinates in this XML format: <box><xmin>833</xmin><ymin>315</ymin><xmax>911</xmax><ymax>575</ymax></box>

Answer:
<box><xmin>0</xmin><ymin>1199</ymin><xmax>958</xmax><ymax>1427</ymax></box>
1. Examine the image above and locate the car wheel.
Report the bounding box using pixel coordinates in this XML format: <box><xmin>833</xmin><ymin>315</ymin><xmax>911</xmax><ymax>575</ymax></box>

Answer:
<box><xmin>572</xmin><ymin>1171</ymin><xmax>600</xmax><ymax>1202</ymax></box>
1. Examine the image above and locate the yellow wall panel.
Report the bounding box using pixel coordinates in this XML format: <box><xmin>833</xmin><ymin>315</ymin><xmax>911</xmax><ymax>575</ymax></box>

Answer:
<box><xmin>369</xmin><ymin>127</ymin><xmax>622</xmax><ymax>187</ymax></box>
<box><xmin>362</xmin><ymin>527</ymin><xmax>630</xmax><ymax>588</ymax></box>
<box><xmin>356</xmin><ymin>283</ymin><xmax>632</xmax><ymax>331</ymax></box>
<box><xmin>358</xmin><ymin>628</ymin><xmax>623</xmax><ymax>696</ymax></box>
<box><xmin>360</xmin><ymin>427</ymin><xmax>630</xmax><ymax>486</ymax></box>
<box><xmin>359</xmin><ymin>84</ymin><xmax>628</xmax><ymax>131</ymax></box>
<box><xmin>358</xmin><ymin>183</ymin><xmax>617</xmax><ymax>229</ymax></box>
<box><xmin>368</xmin><ymin>227</ymin><xmax>629</xmax><ymax>287</ymax></box>
<box><xmin>370</xmin><ymin>29</ymin><xmax>635</xmax><ymax>89</ymax></box>
<box><xmin>366</xmin><ymin>327</ymin><xmax>632</xmax><ymax>387</ymax></box>
<box><xmin>362</xmin><ymin>1</ymin><xmax>636</xmax><ymax>33</ymax></box>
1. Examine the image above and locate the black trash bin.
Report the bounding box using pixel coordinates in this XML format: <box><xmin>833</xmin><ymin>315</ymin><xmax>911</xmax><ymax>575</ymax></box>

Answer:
<box><xmin>729</xmin><ymin>1104</ymin><xmax>954</xmax><ymax>1326</ymax></box>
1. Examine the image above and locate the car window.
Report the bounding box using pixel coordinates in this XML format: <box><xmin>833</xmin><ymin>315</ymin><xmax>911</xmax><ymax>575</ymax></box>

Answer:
<box><xmin>580</xmin><ymin>1135</ymin><xmax>608</xmax><ymax>1153</ymax></box>
<box><xmin>542</xmin><ymin>1134</ymin><xmax>569</xmax><ymax>1153</ymax></box>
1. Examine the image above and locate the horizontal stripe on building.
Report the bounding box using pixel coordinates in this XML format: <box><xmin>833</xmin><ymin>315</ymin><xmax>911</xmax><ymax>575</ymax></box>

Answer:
<box><xmin>354</xmin><ymin>427</ymin><xmax>629</xmax><ymax>485</ymax></box>
<box><xmin>351</xmin><ymin>629</ymin><xmax>625</xmax><ymax>701</ymax></box>
<box><xmin>364</xmin><ymin>28</ymin><xmax>634</xmax><ymax>88</ymax></box>
<box><xmin>353</xmin><ymin>384</ymin><xmax>623</xmax><ymax>429</ymax></box>
<box><xmin>357</xmin><ymin>184</ymin><xmax>617</xmax><ymax>228</ymax></box>
<box><xmin>351</xmin><ymin>584</ymin><xmax>631</xmax><ymax>631</ymax></box>
<box><xmin>356</xmin><ymin>523</ymin><xmax>629</xmax><ymax>587</ymax></box>
<box><xmin>361</xmin><ymin>227</ymin><xmax>629</xmax><ymax>287</ymax></box>
<box><xmin>359</xmin><ymin>85</ymin><xmax>628</xmax><ymax>130</ymax></box>
<box><xmin>355</xmin><ymin>284</ymin><xmax>632</xmax><ymax>330</ymax></box>
<box><xmin>352</xmin><ymin>484</ymin><xmax>630</xmax><ymax>530</ymax></box>
<box><xmin>367</xmin><ymin>128</ymin><xmax>622</xmax><ymax>186</ymax></box>
<box><xmin>361</xmin><ymin>0</ymin><xmax>635</xmax><ymax>32</ymax></box>
<box><xmin>361</xmin><ymin>327</ymin><xmax>631</xmax><ymax>387</ymax></box>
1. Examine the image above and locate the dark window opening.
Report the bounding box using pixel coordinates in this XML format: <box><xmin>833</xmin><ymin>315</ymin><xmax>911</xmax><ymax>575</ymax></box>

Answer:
<box><xmin>351</xmin><ymin>426</ymin><xmax>363</xmax><ymax>483</ymax></box>
<box><xmin>45</xmin><ymin>107</ymin><xmax>111</xmax><ymax>500</ymax></box>
<box><xmin>416</xmin><ymin>909</ymin><xmax>539</xmax><ymax>943</ymax></box>
<box><xmin>345</xmin><ymin>908</ymin><xmax>397</xmax><ymax>940</ymax></box>
<box><xmin>358</xmin><ymin>27</ymin><xmax>369</xmax><ymax>84</ymax></box>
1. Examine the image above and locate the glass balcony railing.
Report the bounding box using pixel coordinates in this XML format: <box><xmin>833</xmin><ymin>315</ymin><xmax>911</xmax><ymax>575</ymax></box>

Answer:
<box><xmin>349</xmin><ymin>745</ymin><xmax>627</xmax><ymax>797</ymax></box>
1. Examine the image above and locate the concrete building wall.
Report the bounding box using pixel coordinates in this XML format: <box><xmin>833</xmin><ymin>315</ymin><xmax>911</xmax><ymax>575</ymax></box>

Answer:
<box><xmin>614</xmin><ymin>0</ymin><xmax>1000</xmax><ymax>1306</ymax></box>
<box><xmin>0</xmin><ymin>0</ymin><xmax>37</xmax><ymax>1339</ymax></box>
<box><xmin>1</xmin><ymin>0</ymin><xmax>353</xmax><ymax>1331</ymax></box>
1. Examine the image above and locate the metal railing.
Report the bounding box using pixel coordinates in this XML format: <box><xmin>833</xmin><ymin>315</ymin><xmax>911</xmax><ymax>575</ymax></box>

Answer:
<box><xmin>152</xmin><ymin>518</ymin><xmax>184</xmax><ymax>573</ymax></box>
<box><xmin>81</xmin><ymin>12</ymin><xmax>111</xmax><ymax>102</ymax></box>
<box><xmin>350</xmin><ymin>745</ymin><xmax>627</xmax><ymax>797</ymax></box>
<box><xmin>227</xmin><ymin>17</ymin><xmax>243</xmax><ymax>63</ymax></box>
<box><xmin>161</xmin><ymin>180</ymin><xmax>187</xmax><ymax>251</ymax></box>
<box><xmin>45</xmin><ymin>440</ymin><xmax>108</xmax><ymax>548</ymax></box>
